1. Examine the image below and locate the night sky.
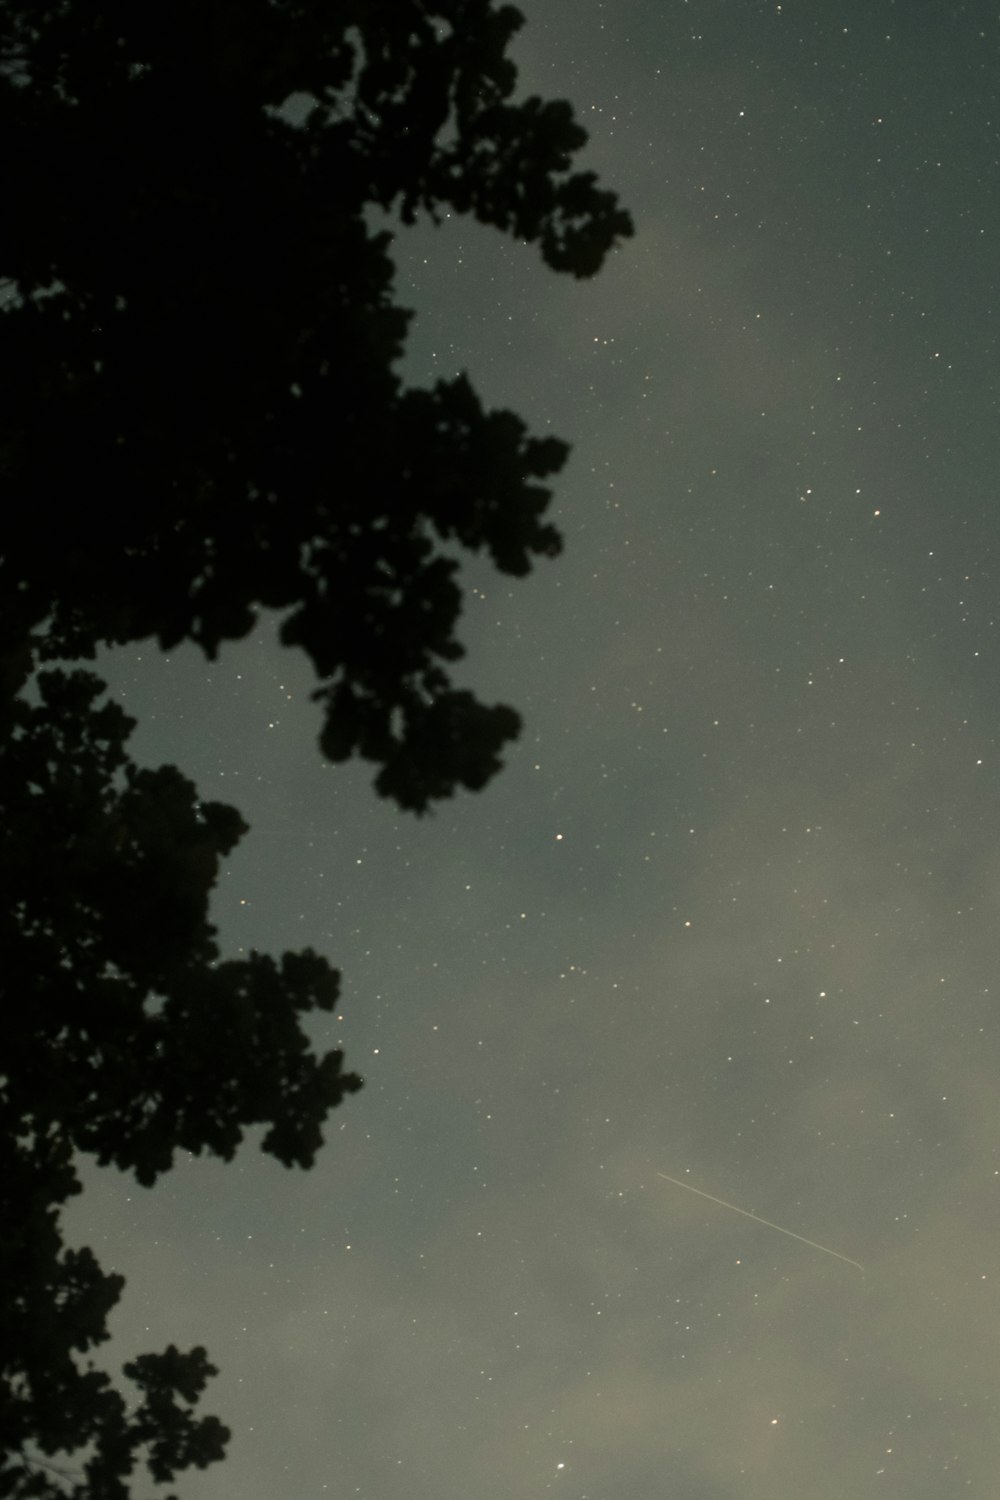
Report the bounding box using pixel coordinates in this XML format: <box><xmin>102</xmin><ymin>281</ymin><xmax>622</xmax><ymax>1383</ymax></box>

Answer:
<box><xmin>63</xmin><ymin>2</ymin><xmax>1000</xmax><ymax>1496</ymax></box>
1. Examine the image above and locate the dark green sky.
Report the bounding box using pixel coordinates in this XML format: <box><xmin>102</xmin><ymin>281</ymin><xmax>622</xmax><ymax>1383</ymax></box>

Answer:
<box><xmin>67</xmin><ymin>2</ymin><xmax>1000</xmax><ymax>1495</ymax></box>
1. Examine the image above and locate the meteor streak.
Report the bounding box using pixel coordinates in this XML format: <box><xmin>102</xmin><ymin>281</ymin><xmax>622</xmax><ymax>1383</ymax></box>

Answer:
<box><xmin>656</xmin><ymin>1171</ymin><xmax>864</xmax><ymax>1273</ymax></box>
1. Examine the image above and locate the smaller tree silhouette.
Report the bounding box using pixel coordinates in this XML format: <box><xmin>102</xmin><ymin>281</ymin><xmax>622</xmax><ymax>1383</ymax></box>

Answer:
<box><xmin>0</xmin><ymin>670</ymin><xmax>362</xmax><ymax>1498</ymax></box>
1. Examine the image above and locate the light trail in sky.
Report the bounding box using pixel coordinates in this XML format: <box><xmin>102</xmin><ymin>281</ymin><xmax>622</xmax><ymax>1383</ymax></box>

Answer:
<box><xmin>656</xmin><ymin>1172</ymin><xmax>864</xmax><ymax>1273</ymax></box>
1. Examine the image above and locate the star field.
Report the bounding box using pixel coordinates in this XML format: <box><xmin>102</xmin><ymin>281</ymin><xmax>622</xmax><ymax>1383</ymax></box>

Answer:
<box><xmin>69</xmin><ymin>3</ymin><xmax>1000</xmax><ymax>1496</ymax></box>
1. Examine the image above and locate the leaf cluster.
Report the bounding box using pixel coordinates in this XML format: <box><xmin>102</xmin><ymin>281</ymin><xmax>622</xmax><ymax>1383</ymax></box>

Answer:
<box><xmin>0</xmin><ymin>670</ymin><xmax>362</xmax><ymax>1495</ymax></box>
<box><xmin>0</xmin><ymin>0</ymin><xmax>631</xmax><ymax>814</ymax></box>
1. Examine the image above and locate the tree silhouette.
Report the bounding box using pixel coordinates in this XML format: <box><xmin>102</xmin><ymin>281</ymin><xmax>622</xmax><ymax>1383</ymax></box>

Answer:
<box><xmin>0</xmin><ymin>0</ymin><xmax>632</xmax><ymax>1493</ymax></box>
<box><xmin>1</xmin><ymin>668</ymin><xmax>361</xmax><ymax>1498</ymax></box>
<box><xmin>0</xmin><ymin>0</ymin><xmax>631</xmax><ymax>810</ymax></box>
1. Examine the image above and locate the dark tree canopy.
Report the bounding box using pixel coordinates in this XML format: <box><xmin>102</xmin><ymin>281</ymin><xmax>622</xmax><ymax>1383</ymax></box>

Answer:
<box><xmin>0</xmin><ymin>0</ymin><xmax>632</xmax><ymax>811</ymax></box>
<box><xmin>0</xmin><ymin>1</ymin><xmax>631</xmax><ymax>1495</ymax></box>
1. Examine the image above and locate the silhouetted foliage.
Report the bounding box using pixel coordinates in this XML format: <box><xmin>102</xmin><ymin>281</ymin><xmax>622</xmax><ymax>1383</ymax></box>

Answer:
<box><xmin>0</xmin><ymin>670</ymin><xmax>361</xmax><ymax>1497</ymax></box>
<box><xmin>0</xmin><ymin>0</ymin><xmax>631</xmax><ymax>811</ymax></box>
<box><xmin>0</xmin><ymin>0</ymin><xmax>631</xmax><ymax>1492</ymax></box>
<box><xmin>2</xmin><ymin>670</ymin><xmax>360</xmax><ymax>1186</ymax></box>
